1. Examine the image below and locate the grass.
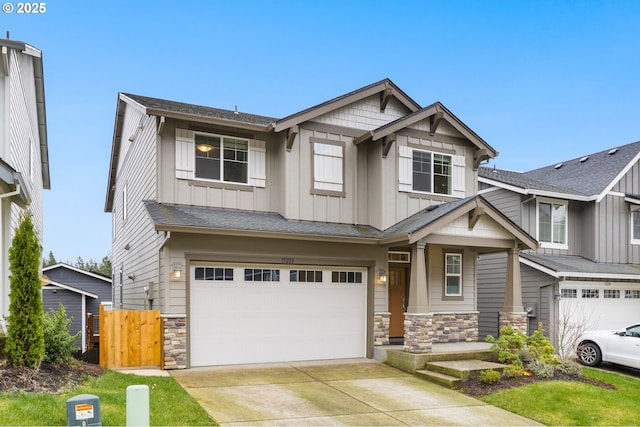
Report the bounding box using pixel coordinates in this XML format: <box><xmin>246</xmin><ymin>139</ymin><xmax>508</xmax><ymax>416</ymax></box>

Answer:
<box><xmin>0</xmin><ymin>370</ymin><xmax>217</xmax><ymax>426</ymax></box>
<box><xmin>481</xmin><ymin>368</ymin><xmax>640</xmax><ymax>426</ymax></box>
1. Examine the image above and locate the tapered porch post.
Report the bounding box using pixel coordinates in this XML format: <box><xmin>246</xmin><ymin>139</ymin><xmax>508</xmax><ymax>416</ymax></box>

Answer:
<box><xmin>404</xmin><ymin>242</ymin><xmax>433</xmax><ymax>353</ymax></box>
<box><xmin>500</xmin><ymin>246</ymin><xmax>528</xmax><ymax>334</ymax></box>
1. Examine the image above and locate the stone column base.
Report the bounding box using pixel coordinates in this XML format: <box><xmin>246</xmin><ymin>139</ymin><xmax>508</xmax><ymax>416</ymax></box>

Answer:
<box><xmin>499</xmin><ymin>311</ymin><xmax>528</xmax><ymax>335</ymax></box>
<box><xmin>432</xmin><ymin>312</ymin><xmax>479</xmax><ymax>343</ymax></box>
<box><xmin>403</xmin><ymin>313</ymin><xmax>433</xmax><ymax>353</ymax></box>
<box><xmin>374</xmin><ymin>312</ymin><xmax>390</xmax><ymax>346</ymax></box>
<box><xmin>162</xmin><ymin>316</ymin><xmax>187</xmax><ymax>369</ymax></box>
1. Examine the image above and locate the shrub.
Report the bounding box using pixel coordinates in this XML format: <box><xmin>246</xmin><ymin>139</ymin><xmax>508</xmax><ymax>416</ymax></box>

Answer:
<box><xmin>486</xmin><ymin>325</ymin><xmax>527</xmax><ymax>363</ymax></box>
<box><xmin>5</xmin><ymin>212</ymin><xmax>44</xmax><ymax>367</ymax></box>
<box><xmin>43</xmin><ymin>304</ymin><xmax>81</xmax><ymax>363</ymax></box>
<box><xmin>557</xmin><ymin>360</ymin><xmax>583</xmax><ymax>377</ymax></box>
<box><xmin>526</xmin><ymin>323</ymin><xmax>557</xmax><ymax>363</ymax></box>
<box><xmin>502</xmin><ymin>363</ymin><xmax>525</xmax><ymax>378</ymax></box>
<box><xmin>528</xmin><ymin>359</ymin><xmax>555</xmax><ymax>378</ymax></box>
<box><xmin>479</xmin><ymin>369</ymin><xmax>501</xmax><ymax>384</ymax></box>
<box><xmin>0</xmin><ymin>330</ymin><xmax>6</xmax><ymax>357</ymax></box>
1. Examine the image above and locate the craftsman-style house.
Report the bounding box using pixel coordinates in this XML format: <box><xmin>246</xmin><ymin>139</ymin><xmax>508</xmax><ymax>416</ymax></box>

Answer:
<box><xmin>105</xmin><ymin>79</ymin><xmax>536</xmax><ymax>368</ymax></box>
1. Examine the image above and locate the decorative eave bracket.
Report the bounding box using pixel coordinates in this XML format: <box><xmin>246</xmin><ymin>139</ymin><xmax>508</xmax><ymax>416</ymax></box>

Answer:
<box><xmin>468</xmin><ymin>206</ymin><xmax>485</xmax><ymax>230</ymax></box>
<box><xmin>473</xmin><ymin>148</ymin><xmax>491</xmax><ymax>170</ymax></box>
<box><xmin>286</xmin><ymin>125</ymin><xmax>299</xmax><ymax>152</ymax></box>
<box><xmin>380</xmin><ymin>86</ymin><xmax>392</xmax><ymax>112</ymax></box>
<box><xmin>381</xmin><ymin>134</ymin><xmax>395</xmax><ymax>158</ymax></box>
<box><xmin>429</xmin><ymin>111</ymin><xmax>444</xmax><ymax>136</ymax></box>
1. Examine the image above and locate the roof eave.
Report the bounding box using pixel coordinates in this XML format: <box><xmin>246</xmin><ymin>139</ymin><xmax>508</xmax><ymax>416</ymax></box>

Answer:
<box><xmin>152</xmin><ymin>223</ymin><xmax>381</xmax><ymax>245</ymax></box>
<box><xmin>145</xmin><ymin>108</ymin><xmax>274</xmax><ymax>133</ymax></box>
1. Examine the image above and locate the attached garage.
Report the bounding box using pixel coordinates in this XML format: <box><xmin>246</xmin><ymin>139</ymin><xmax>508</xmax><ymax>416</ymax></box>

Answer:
<box><xmin>559</xmin><ymin>282</ymin><xmax>640</xmax><ymax>331</ymax></box>
<box><xmin>190</xmin><ymin>263</ymin><xmax>368</xmax><ymax>366</ymax></box>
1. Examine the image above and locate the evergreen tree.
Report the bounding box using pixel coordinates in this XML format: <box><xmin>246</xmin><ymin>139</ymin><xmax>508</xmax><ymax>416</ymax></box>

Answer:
<box><xmin>42</xmin><ymin>250</ymin><xmax>56</xmax><ymax>267</ymax></box>
<box><xmin>5</xmin><ymin>212</ymin><xmax>45</xmax><ymax>367</ymax></box>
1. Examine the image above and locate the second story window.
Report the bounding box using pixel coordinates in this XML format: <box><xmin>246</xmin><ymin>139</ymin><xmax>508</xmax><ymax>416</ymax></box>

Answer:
<box><xmin>195</xmin><ymin>133</ymin><xmax>248</xmax><ymax>184</ymax></box>
<box><xmin>413</xmin><ymin>150</ymin><xmax>452</xmax><ymax>195</ymax></box>
<box><xmin>632</xmin><ymin>211</ymin><xmax>640</xmax><ymax>244</ymax></box>
<box><xmin>538</xmin><ymin>199</ymin><xmax>567</xmax><ymax>248</ymax></box>
<box><xmin>312</xmin><ymin>139</ymin><xmax>344</xmax><ymax>194</ymax></box>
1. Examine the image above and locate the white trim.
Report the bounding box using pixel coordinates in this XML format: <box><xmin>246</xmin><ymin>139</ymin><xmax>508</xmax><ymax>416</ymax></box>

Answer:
<box><xmin>520</xmin><ymin>256</ymin><xmax>640</xmax><ymax>281</ymax></box>
<box><xmin>536</xmin><ymin>197</ymin><xmax>568</xmax><ymax>250</ymax></box>
<box><xmin>596</xmin><ymin>150</ymin><xmax>640</xmax><ymax>203</ymax></box>
<box><xmin>631</xmin><ymin>210</ymin><xmax>640</xmax><ymax>245</ymax></box>
<box><xmin>193</xmin><ymin>131</ymin><xmax>251</xmax><ymax>185</ymax></box>
<box><xmin>81</xmin><ymin>294</ymin><xmax>87</xmax><ymax>351</ymax></box>
<box><xmin>42</xmin><ymin>280</ymin><xmax>99</xmax><ymax>298</ymax></box>
<box><xmin>43</xmin><ymin>263</ymin><xmax>112</xmax><ymax>283</ymax></box>
<box><xmin>478</xmin><ymin>176</ymin><xmax>594</xmax><ymax>202</ymax></box>
<box><xmin>444</xmin><ymin>252</ymin><xmax>463</xmax><ymax>296</ymax></box>
<box><xmin>402</xmin><ymin>146</ymin><xmax>455</xmax><ymax>197</ymax></box>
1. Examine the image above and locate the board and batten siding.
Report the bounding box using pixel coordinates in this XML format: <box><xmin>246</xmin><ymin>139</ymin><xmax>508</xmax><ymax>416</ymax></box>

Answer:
<box><xmin>160</xmin><ymin>121</ymin><xmax>274</xmax><ymax>212</ymax></box>
<box><xmin>478</xmin><ymin>187</ymin><xmax>522</xmax><ymax>226</ymax></box>
<box><xmin>285</xmin><ymin>127</ymin><xmax>356</xmax><ymax>223</ymax></box>
<box><xmin>428</xmin><ymin>247</ymin><xmax>476</xmax><ymax>313</ymax></box>
<box><xmin>112</xmin><ymin>104</ymin><xmax>163</xmax><ymax>310</ymax></box>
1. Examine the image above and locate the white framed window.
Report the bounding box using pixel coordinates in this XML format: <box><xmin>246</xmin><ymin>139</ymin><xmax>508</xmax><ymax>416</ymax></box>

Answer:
<box><xmin>561</xmin><ymin>288</ymin><xmax>577</xmax><ymax>298</ymax></box>
<box><xmin>195</xmin><ymin>133</ymin><xmax>249</xmax><ymax>184</ymax></box>
<box><xmin>444</xmin><ymin>253</ymin><xmax>462</xmax><ymax>296</ymax></box>
<box><xmin>412</xmin><ymin>150</ymin><xmax>452</xmax><ymax>194</ymax></box>
<box><xmin>313</xmin><ymin>139</ymin><xmax>344</xmax><ymax>194</ymax></box>
<box><xmin>603</xmin><ymin>289</ymin><xmax>620</xmax><ymax>299</ymax></box>
<box><xmin>537</xmin><ymin>199</ymin><xmax>568</xmax><ymax>249</ymax></box>
<box><xmin>631</xmin><ymin>210</ymin><xmax>640</xmax><ymax>244</ymax></box>
<box><xmin>582</xmin><ymin>289</ymin><xmax>599</xmax><ymax>299</ymax></box>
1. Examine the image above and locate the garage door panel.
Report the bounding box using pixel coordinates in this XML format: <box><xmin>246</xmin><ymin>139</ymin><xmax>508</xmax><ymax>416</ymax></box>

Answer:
<box><xmin>191</xmin><ymin>265</ymin><xmax>367</xmax><ymax>366</ymax></box>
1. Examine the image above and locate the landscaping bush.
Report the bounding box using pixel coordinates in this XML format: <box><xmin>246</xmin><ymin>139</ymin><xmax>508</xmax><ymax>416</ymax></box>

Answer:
<box><xmin>43</xmin><ymin>304</ymin><xmax>81</xmax><ymax>363</ymax></box>
<box><xmin>479</xmin><ymin>369</ymin><xmax>501</xmax><ymax>384</ymax></box>
<box><xmin>486</xmin><ymin>325</ymin><xmax>527</xmax><ymax>363</ymax></box>
<box><xmin>528</xmin><ymin>359</ymin><xmax>555</xmax><ymax>378</ymax></box>
<box><xmin>502</xmin><ymin>363</ymin><xmax>525</xmax><ymax>378</ymax></box>
<box><xmin>526</xmin><ymin>323</ymin><xmax>557</xmax><ymax>363</ymax></box>
<box><xmin>557</xmin><ymin>360</ymin><xmax>583</xmax><ymax>377</ymax></box>
<box><xmin>0</xmin><ymin>330</ymin><xmax>6</xmax><ymax>357</ymax></box>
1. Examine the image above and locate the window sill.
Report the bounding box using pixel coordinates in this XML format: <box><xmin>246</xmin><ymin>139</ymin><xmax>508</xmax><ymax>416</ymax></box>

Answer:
<box><xmin>188</xmin><ymin>179</ymin><xmax>254</xmax><ymax>192</ymax></box>
<box><xmin>539</xmin><ymin>242</ymin><xmax>568</xmax><ymax>250</ymax></box>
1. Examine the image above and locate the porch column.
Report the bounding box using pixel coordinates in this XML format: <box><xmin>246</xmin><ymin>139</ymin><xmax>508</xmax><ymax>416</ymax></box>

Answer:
<box><xmin>407</xmin><ymin>242</ymin><xmax>428</xmax><ymax>313</ymax></box>
<box><xmin>404</xmin><ymin>242</ymin><xmax>433</xmax><ymax>353</ymax></box>
<box><xmin>500</xmin><ymin>246</ymin><xmax>528</xmax><ymax>334</ymax></box>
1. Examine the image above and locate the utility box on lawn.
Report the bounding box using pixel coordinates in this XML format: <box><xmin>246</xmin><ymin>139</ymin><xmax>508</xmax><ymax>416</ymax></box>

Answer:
<box><xmin>66</xmin><ymin>394</ymin><xmax>101</xmax><ymax>426</ymax></box>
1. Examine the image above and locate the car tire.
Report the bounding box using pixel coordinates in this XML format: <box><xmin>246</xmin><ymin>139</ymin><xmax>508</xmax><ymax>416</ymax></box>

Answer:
<box><xmin>578</xmin><ymin>342</ymin><xmax>602</xmax><ymax>367</ymax></box>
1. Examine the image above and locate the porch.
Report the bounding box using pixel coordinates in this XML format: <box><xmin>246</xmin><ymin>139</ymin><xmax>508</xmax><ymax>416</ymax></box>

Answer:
<box><xmin>373</xmin><ymin>341</ymin><xmax>504</xmax><ymax>388</ymax></box>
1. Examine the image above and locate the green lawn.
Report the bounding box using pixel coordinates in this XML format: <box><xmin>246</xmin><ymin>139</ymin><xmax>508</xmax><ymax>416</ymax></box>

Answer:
<box><xmin>481</xmin><ymin>368</ymin><xmax>640</xmax><ymax>426</ymax></box>
<box><xmin>0</xmin><ymin>370</ymin><xmax>217</xmax><ymax>426</ymax></box>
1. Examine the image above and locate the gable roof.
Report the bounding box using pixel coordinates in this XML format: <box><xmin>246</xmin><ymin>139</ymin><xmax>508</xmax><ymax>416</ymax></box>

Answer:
<box><xmin>273</xmin><ymin>78</ymin><xmax>421</xmax><ymax>132</ymax></box>
<box><xmin>42</xmin><ymin>279</ymin><xmax>99</xmax><ymax>299</ymax></box>
<box><xmin>480</xmin><ymin>140</ymin><xmax>640</xmax><ymax>201</ymax></box>
<box><xmin>521</xmin><ymin>253</ymin><xmax>640</xmax><ymax>280</ymax></box>
<box><xmin>43</xmin><ymin>263</ymin><xmax>112</xmax><ymax>283</ymax></box>
<box><xmin>355</xmin><ymin>101</ymin><xmax>498</xmax><ymax>162</ymax></box>
<box><xmin>143</xmin><ymin>196</ymin><xmax>537</xmax><ymax>250</ymax></box>
<box><xmin>0</xmin><ymin>38</ymin><xmax>50</xmax><ymax>189</ymax></box>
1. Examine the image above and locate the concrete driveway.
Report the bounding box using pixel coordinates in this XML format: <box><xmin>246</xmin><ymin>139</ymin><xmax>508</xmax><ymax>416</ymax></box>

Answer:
<box><xmin>170</xmin><ymin>359</ymin><xmax>540</xmax><ymax>426</ymax></box>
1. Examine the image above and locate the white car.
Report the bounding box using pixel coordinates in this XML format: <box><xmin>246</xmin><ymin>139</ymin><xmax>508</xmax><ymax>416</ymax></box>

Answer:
<box><xmin>576</xmin><ymin>323</ymin><xmax>640</xmax><ymax>369</ymax></box>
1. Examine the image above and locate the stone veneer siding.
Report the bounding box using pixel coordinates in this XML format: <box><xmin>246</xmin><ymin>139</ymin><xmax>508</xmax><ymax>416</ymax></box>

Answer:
<box><xmin>163</xmin><ymin>316</ymin><xmax>187</xmax><ymax>370</ymax></box>
<box><xmin>374</xmin><ymin>312</ymin><xmax>390</xmax><ymax>346</ymax></box>
<box><xmin>431</xmin><ymin>312</ymin><xmax>478</xmax><ymax>343</ymax></box>
<box><xmin>499</xmin><ymin>311</ymin><xmax>528</xmax><ymax>335</ymax></box>
<box><xmin>403</xmin><ymin>313</ymin><xmax>433</xmax><ymax>353</ymax></box>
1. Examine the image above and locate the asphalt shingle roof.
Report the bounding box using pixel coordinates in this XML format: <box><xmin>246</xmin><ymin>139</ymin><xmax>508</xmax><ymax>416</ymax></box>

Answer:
<box><xmin>122</xmin><ymin>93</ymin><xmax>277</xmax><ymax>127</ymax></box>
<box><xmin>521</xmin><ymin>253</ymin><xmax>640</xmax><ymax>278</ymax></box>
<box><xmin>480</xmin><ymin>140</ymin><xmax>640</xmax><ymax>197</ymax></box>
<box><xmin>143</xmin><ymin>197</ymin><xmax>479</xmax><ymax>241</ymax></box>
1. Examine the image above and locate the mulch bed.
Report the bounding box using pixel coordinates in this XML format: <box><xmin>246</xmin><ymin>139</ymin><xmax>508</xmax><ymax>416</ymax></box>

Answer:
<box><xmin>0</xmin><ymin>359</ymin><xmax>104</xmax><ymax>393</ymax></box>
<box><xmin>458</xmin><ymin>370</ymin><xmax>616</xmax><ymax>397</ymax></box>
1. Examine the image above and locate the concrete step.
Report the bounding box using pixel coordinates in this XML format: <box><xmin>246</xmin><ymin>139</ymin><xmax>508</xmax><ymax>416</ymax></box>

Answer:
<box><xmin>416</xmin><ymin>369</ymin><xmax>462</xmax><ymax>388</ymax></box>
<box><xmin>426</xmin><ymin>360</ymin><xmax>506</xmax><ymax>380</ymax></box>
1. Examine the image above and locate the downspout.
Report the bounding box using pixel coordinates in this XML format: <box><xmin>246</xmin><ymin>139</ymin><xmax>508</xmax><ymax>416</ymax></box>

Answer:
<box><xmin>81</xmin><ymin>294</ymin><xmax>86</xmax><ymax>351</ymax></box>
<box><xmin>158</xmin><ymin>231</ymin><xmax>171</xmax><ymax>312</ymax></box>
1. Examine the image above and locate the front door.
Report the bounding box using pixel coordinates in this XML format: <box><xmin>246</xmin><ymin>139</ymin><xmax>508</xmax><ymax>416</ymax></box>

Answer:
<box><xmin>388</xmin><ymin>267</ymin><xmax>407</xmax><ymax>340</ymax></box>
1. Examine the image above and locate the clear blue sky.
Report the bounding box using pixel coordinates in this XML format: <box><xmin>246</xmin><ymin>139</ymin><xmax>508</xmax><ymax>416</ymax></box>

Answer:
<box><xmin>3</xmin><ymin>0</ymin><xmax>640</xmax><ymax>263</ymax></box>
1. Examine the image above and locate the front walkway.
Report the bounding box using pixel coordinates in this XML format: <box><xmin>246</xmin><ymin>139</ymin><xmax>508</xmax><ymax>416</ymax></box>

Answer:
<box><xmin>170</xmin><ymin>358</ymin><xmax>540</xmax><ymax>426</ymax></box>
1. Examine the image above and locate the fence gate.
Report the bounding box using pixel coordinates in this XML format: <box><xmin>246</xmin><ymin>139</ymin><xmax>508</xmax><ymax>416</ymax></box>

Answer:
<box><xmin>99</xmin><ymin>305</ymin><xmax>162</xmax><ymax>368</ymax></box>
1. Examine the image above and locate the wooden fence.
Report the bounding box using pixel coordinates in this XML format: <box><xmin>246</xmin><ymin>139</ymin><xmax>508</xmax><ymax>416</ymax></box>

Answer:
<box><xmin>99</xmin><ymin>305</ymin><xmax>162</xmax><ymax>368</ymax></box>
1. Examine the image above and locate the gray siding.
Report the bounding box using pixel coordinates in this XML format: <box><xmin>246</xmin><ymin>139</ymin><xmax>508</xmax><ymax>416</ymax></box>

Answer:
<box><xmin>479</xmin><ymin>187</ymin><xmax>522</xmax><ymax>225</ymax></box>
<box><xmin>112</xmin><ymin>105</ymin><xmax>163</xmax><ymax>310</ymax></box>
<box><xmin>42</xmin><ymin>289</ymin><xmax>83</xmax><ymax>349</ymax></box>
<box><xmin>477</xmin><ymin>252</ymin><xmax>506</xmax><ymax>338</ymax></box>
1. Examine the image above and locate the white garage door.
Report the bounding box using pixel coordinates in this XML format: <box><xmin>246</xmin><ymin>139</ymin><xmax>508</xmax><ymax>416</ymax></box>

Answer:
<box><xmin>560</xmin><ymin>282</ymin><xmax>640</xmax><ymax>332</ymax></box>
<box><xmin>190</xmin><ymin>264</ymin><xmax>368</xmax><ymax>366</ymax></box>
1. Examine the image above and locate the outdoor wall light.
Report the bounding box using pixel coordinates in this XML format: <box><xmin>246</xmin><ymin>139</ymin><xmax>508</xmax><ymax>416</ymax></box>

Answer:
<box><xmin>173</xmin><ymin>264</ymin><xmax>183</xmax><ymax>279</ymax></box>
<box><xmin>378</xmin><ymin>269</ymin><xmax>387</xmax><ymax>284</ymax></box>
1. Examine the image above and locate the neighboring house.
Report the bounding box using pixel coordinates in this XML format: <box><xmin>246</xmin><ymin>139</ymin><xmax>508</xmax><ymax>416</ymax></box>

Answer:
<box><xmin>41</xmin><ymin>263</ymin><xmax>112</xmax><ymax>350</ymax></box>
<box><xmin>0</xmin><ymin>38</ymin><xmax>50</xmax><ymax>316</ymax></box>
<box><xmin>478</xmin><ymin>141</ymin><xmax>640</xmax><ymax>350</ymax></box>
<box><xmin>105</xmin><ymin>78</ymin><xmax>537</xmax><ymax>369</ymax></box>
